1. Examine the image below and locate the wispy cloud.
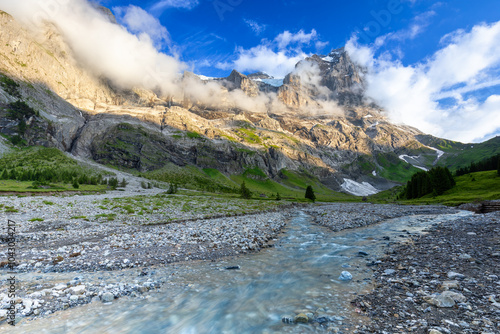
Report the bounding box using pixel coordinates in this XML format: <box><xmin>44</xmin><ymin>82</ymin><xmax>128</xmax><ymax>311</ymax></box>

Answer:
<box><xmin>150</xmin><ymin>0</ymin><xmax>200</xmax><ymax>14</ymax></box>
<box><xmin>275</xmin><ymin>29</ymin><xmax>318</xmax><ymax>49</ymax></box>
<box><xmin>244</xmin><ymin>19</ymin><xmax>267</xmax><ymax>35</ymax></box>
<box><xmin>374</xmin><ymin>10</ymin><xmax>436</xmax><ymax>47</ymax></box>
<box><xmin>113</xmin><ymin>5</ymin><xmax>170</xmax><ymax>49</ymax></box>
<box><xmin>347</xmin><ymin>20</ymin><xmax>500</xmax><ymax>143</ymax></box>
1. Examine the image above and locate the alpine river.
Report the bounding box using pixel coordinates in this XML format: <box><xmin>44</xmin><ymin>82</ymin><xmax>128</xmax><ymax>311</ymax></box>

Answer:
<box><xmin>12</xmin><ymin>210</ymin><xmax>470</xmax><ymax>333</ymax></box>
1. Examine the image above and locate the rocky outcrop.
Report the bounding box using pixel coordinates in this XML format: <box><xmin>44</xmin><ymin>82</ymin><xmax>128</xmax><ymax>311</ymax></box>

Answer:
<box><xmin>224</xmin><ymin>70</ymin><xmax>259</xmax><ymax>97</ymax></box>
<box><xmin>277</xmin><ymin>48</ymin><xmax>365</xmax><ymax>107</ymax></box>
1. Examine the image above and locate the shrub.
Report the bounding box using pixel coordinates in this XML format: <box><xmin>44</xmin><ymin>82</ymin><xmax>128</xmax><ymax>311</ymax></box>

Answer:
<box><xmin>167</xmin><ymin>183</ymin><xmax>178</xmax><ymax>194</ymax></box>
<box><xmin>119</xmin><ymin>178</ymin><xmax>128</xmax><ymax>188</ymax></box>
<box><xmin>108</xmin><ymin>177</ymin><xmax>118</xmax><ymax>189</ymax></box>
<box><xmin>0</xmin><ymin>74</ymin><xmax>20</xmax><ymax>98</ymax></box>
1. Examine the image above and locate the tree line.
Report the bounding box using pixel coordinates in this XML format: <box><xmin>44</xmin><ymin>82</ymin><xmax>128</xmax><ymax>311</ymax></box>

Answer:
<box><xmin>399</xmin><ymin>166</ymin><xmax>455</xmax><ymax>199</ymax></box>
<box><xmin>455</xmin><ymin>154</ymin><xmax>500</xmax><ymax>176</ymax></box>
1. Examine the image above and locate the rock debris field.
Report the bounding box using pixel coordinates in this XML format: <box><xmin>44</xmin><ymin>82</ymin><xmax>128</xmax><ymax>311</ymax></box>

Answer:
<box><xmin>352</xmin><ymin>211</ymin><xmax>500</xmax><ymax>334</ymax></box>
<box><xmin>0</xmin><ymin>193</ymin><xmax>497</xmax><ymax>333</ymax></box>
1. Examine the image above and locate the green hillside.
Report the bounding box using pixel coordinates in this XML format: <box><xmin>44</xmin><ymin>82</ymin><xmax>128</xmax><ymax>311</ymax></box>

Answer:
<box><xmin>370</xmin><ymin>170</ymin><xmax>500</xmax><ymax>206</ymax></box>
<box><xmin>418</xmin><ymin>135</ymin><xmax>500</xmax><ymax>171</ymax></box>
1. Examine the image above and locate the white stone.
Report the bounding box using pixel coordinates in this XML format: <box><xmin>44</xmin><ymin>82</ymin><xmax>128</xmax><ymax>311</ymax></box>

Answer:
<box><xmin>339</xmin><ymin>271</ymin><xmax>352</xmax><ymax>281</ymax></box>
<box><xmin>69</xmin><ymin>285</ymin><xmax>86</xmax><ymax>295</ymax></box>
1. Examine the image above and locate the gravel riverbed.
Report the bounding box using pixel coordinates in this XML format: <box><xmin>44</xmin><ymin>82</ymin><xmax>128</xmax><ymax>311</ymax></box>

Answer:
<box><xmin>351</xmin><ymin>211</ymin><xmax>500</xmax><ymax>333</ymax></box>
<box><xmin>0</xmin><ymin>197</ymin><xmax>480</xmax><ymax>331</ymax></box>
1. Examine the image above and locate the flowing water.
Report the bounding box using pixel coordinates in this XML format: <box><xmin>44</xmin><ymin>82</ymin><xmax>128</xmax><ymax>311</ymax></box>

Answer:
<box><xmin>12</xmin><ymin>210</ymin><xmax>471</xmax><ymax>333</ymax></box>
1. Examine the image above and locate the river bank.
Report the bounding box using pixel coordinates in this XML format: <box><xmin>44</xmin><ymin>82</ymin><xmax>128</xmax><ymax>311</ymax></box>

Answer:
<box><xmin>352</xmin><ymin>210</ymin><xmax>500</xmax><ymax>333</ymax></box>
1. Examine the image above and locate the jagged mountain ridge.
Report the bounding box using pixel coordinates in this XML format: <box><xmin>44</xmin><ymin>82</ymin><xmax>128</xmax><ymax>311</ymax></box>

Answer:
<box><xmin>0</xmin><ymin>9</ymin><xmax>457</xmax><ymax>195</ymax></box>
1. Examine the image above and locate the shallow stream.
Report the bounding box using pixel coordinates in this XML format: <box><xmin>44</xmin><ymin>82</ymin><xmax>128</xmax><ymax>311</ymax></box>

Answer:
<box><xmin>12</xmin><ymin>210</ymin><xmax>471</xmax><ymax>333</ymax></box>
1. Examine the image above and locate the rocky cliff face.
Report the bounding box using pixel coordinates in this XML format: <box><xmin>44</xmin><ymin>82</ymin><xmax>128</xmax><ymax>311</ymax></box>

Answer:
<box><xmin>0</xmin><ymin>11</ymin><xmax>443</xmax><ymax>194</ymax></box>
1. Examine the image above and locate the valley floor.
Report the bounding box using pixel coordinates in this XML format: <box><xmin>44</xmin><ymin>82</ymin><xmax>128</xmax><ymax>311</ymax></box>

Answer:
<box><xmin>0</xmin><ymin>188</ymin><xmax>496</xmax><ymax>332</ymax></box>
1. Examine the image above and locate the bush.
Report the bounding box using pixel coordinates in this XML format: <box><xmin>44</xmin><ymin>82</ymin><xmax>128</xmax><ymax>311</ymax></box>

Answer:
<box><xmin>0</xmin><ymin>74</ymin><xmax>20</xmax><ymax>98</ymax></box>
<box><xmin>7</xmin><ymin>101</ymin><xmax>39</xmax><ymax>120</ymax></box>
<box><xmin>72</xmin><ymin>179</ymin><xmax>79</xmax><ymax>189</ymax></box>
<box><xmin>167</xmin><ymin>183</ymin><xmax>178</xmax><ymax>194</ymax></box>
<box><xmin>276</xmin><ymin>192</ymin><xmax>281</xmax><ymax>201</ymax></box>
<box><xmin>108</xmin><ymin>177</ymin><xmax>118</xmax><ymax>189</ymax></box>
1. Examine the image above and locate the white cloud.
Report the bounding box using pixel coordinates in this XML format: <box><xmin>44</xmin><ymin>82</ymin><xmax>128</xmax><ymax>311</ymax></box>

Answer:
<box><xmin>150</xmin><ymin>0</ymin><xmax>199</xmax><ymax>13</ymax></box>
<box><xmin>217</xmin><ymin>30</ymin><xmax>323</xmax><ymax>78</ymax></box>
<box><xmin>275</xmin><ymin>29</ymin><xmax>318</xmax><ymax>49</ymax></box>
<box><xmin>346</xmin><ymin>20</ymin><xmax>500</xmax><ymax>143</ymax></box>
<box><xmin>217</xmin><ymin>45</ymin><xmax>308</xmax><ymax>78</ymax></box>
<box><xmin>0</xmin><ymin>0</ymin><xmax>184</xmax><ymax>95</ymax></box>
<box><xmin>113</xmin><ymin>5</ymin><xmax>170</xmax><ymax>49</ymax></box>
<box><xmin>244</xmin><ymin>19</ymin><xmax>267</xmax><ymax>35</ymax></box>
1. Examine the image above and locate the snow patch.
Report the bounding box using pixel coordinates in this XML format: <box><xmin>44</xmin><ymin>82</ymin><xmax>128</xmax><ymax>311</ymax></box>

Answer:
<box><xmin>363</xmin><ymin>115</ymin><xmax>373</xmax><ymax>118</ymax></box>
<box><xmin>252</xmin><ymin>78</ymin><xmax>283</xmax><ymax>87</ymax></box>
<box><xmin>372</xmin><ymin>170</ymin><xmax>377</xmax><ymax>176</ymax></box>
<box><xmin>341</xmin><ymin>179</ymin><xmax>379</xmax><ymax>196</ymax></box>
<box><xmin>425</xmin><ymin>146</ymin><xmax>444</xmax><ymax>159</ymax></box>
<box><xmin>398</xmin><ymin>154</ymin><xmax>418</xmax><ymax>162</ymax></box>
<box><xmin>423</xmin><ymin>145</ymin><xmax>444</xmax><ymax>164</ymax></box>
<box><xmin>322</xmin><ymin>56</ymin><xmax>334</xmax><ymax>62</ymax></box>
<box><xmin>368</xmin><ymin>121</ymin><xmax>379</xmax><ymax>128</ymax></box>
<box><xmin>398</xmin><ymin>155</ymin><xmax>429</xmax><ymax>171</ymax></box>
<box><xmin>197</xmin><ymin>75</ymin><xmax>216</xmax><ymax>81</ymax></box>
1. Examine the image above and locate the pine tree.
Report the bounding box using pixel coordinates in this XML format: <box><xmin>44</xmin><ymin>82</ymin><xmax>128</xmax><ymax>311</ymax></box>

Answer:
<box><xmin>72</xmin><ymin>179</ymin><xmax>79</xmax><ymax>189</ymax></box>
<box><xmin>276</xmin><ymin>192</ymin><xmax>281</xmax><ymax>201</ymax></box>
<box><xmin>119</xmin><ymin>178</ymin><xmax>128</xmax><ymax>188</ymax></box>
<box><xmin>305</xmin><ymin>185</ymin><xmax>316</xmax><ymax>202</ymax></box>
<box><xmin>240</xmin><ymin>181</ymin><xmax>252</xmax><ymax>199</ymax></box>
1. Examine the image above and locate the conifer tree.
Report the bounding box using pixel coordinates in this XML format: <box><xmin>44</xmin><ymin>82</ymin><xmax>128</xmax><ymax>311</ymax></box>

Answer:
<box><xmin>240</xmin><ymin>181</ymin><xmax>252</xmax><ymax>199</ymax></box>
<box><xmin>305</xmin><ymin>185</ymin><xmax>316</xmax><ymax>202</ymax></box>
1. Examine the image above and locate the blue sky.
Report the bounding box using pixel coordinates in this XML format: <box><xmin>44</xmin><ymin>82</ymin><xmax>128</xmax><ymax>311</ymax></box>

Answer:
<box><xmin>100</xmin><ymin>0</ymin><xmax>500</xmax><ymax>78</ymax></box>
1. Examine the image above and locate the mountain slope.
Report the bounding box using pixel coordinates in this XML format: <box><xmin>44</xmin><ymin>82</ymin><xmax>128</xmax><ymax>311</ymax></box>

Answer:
<box><xmin>0</xmin><ymin>10</ymin><xmax>493</xmax><ymax>196</ymax></box>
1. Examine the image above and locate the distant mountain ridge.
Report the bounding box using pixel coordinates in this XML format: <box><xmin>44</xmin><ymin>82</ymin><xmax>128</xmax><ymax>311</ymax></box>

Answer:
<box><xmin>0</xmin><ymin>9</ymin><xmax>498</xmax><ymax>196</ymax></box>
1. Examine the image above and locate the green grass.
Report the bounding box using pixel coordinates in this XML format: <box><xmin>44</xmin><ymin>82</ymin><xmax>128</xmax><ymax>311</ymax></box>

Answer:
<box><xmin>376</xmin><ymin>152</ymin><xmax>421</xmax><ymax>183</ymax></box>
<box><xmin>95</xmin><ymin>213</ymin><xmax>117</xmax><ymax>221</ymax></box>
<box><xmin>144</xmin><ymin>163</ymin><xmax>237</xmax><ymax>193</ymax></box>
<box><xmin>371</xmin><ymin>170</ymin><xmax>500</xmax><ymax>206</ymax></box>
<box><xmin>4</xmin><ymin>206</ymin><xmax>18</xmax><ymax>213</ymax></box>
<box><xmin>0</xmin><ymin>180</ymin><xmax>107</xmax><ymax>193</ymax></box>
<box><xmin>186</xmin><ymin>131</ymin><xmax>202</xmax><ymax>139</ymax></box>
<box><xmin>243</xmin><ymin>167</ymin><xmax>267</xmax><ymax>179</ymax></box>
<box><xmin>235</xmin><ymin>128</ymin><xmax>263</xmax><ymax>145</ymax></box>
<box><xmin>231</xmin><ymin>168</ymin><xmax>358</xmax><ymax>202</ymax></box>
<box><xmin>28</xmin><ymin>218</ymin><xmax>44</xmax><ymax>222</ymax></box>
<box><xmin>97</xmin><ymin>192</ymin><xmax>291</xmax><ymax>223</ymax></box>
<box><xmin>418</xmin><ymin>135</ymin><xmax>500</xmax><ymax>172</ymax></box>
